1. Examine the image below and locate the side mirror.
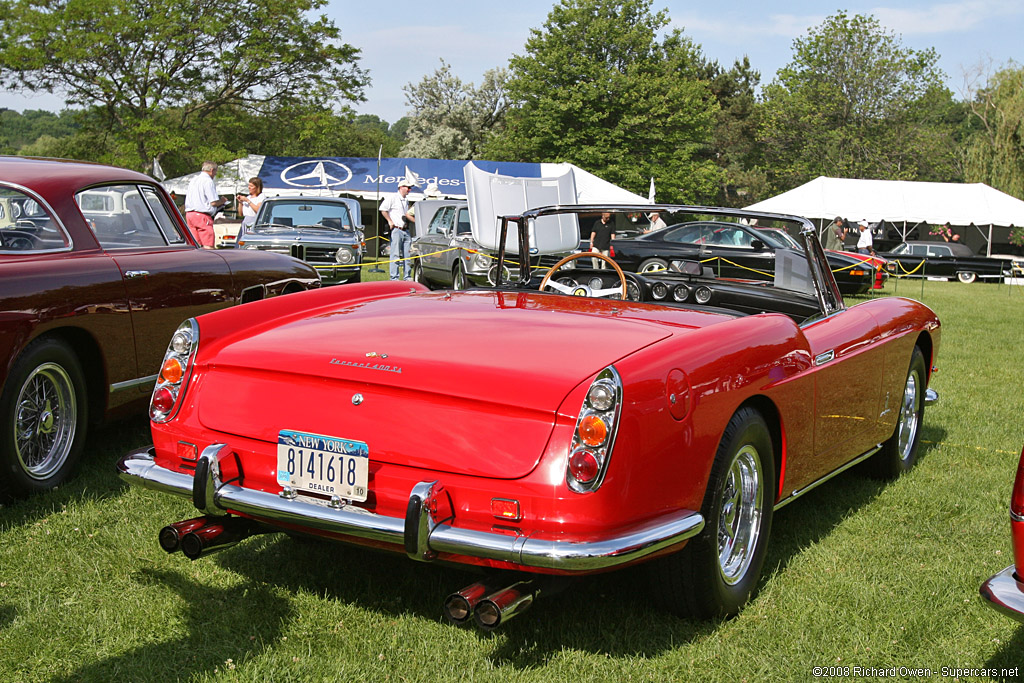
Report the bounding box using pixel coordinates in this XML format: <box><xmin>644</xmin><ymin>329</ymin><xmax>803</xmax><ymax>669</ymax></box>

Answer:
<box><xmin>750</xmin><ymin>239</ymin><xmax>765</xmax><ymax>251</ymax></box>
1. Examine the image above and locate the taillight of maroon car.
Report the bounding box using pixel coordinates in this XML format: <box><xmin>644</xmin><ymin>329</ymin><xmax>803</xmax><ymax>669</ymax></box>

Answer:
<box><xmin>1010</xmin><ymin>445</ymin><xmax>1024</xmax><ymax>577</ymax></box>
<box><xmin>566</xmin><ymin>366</ymin><xmax>622</xmax><ymax>493</ymax></box>
<box><xmin>150</xmin><ymin>319</ymin><xmax>199</xmax><ymax>423</ymax></box>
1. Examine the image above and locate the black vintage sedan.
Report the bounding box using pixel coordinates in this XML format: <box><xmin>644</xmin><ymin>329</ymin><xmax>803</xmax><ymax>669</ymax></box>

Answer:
<box><xmin>608</xmin><ymin>221</ymin><xmax>875</xmax><ymax>295</ymax></box>
<box><xmin>879</xmin><ymin>241</ymin><xmax>1012</xmax><ymax>283</ymax></box>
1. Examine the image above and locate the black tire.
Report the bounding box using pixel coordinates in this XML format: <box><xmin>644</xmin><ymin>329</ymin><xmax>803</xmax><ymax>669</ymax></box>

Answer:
<box><xmin>0</xmin><ymin>337</ymin><xmax>88</xmax><ymax>499</ymax></box>
<box><xmin>651</xmin><ymin>406</ymin><xmax>775</xmax><ymax>619</ymax></box>
<box><xmin>956</xmin><ymin>271</ymin><xmax>977</xmax><ymax>284</ymax></box>
<box><xmin>639</xmin><ymin>258</ymin><xmax>669</xmax><ymax>273</ymax></box>
<box><xmin>411</xmin><ymin>259</ymin><xmax>430</xmax><ymax>288</ymax></box>
<box><xmin>453</xmin><ymin>263</ymin><xmax>467</xmax><ymax>290</ymax></box>
<box><xmin>867</xmin><ymin>346</ymin><xmax>927</xmax><ymax>479</ymax></box>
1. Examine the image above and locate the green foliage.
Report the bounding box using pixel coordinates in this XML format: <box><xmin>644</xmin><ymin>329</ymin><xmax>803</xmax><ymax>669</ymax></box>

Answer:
<box><xmin>0</xmin><ymin>108</ymin><xmax>80</xmax><ymax>154</ymax></box>
<box><xmin>401</xmin><ymin>60</ymin><xmax>508</xmax><ymax>160</ymax></box>
<box><xmin>703</xmin><ymin>57</ymin><xmax>769</xmax><ymax>205</ymax></box>
<box><xmin>963</xmin><ymin>63</ymin><xmax>1024</xmax><ymax>200</ymax></box>
<box><xmin>0</xmin><ymin>0</ymin><xmax>368</xmax><ymax>171</ymax></box>
<box><xmin>485</xmin><ymin>0</ymin><xmax>721</xmax><ymax>203</ymax></box>
<box><xmin>759</xmin><ymin>11</ymin><xmax>959</xmax><ymax>193</ymax></box>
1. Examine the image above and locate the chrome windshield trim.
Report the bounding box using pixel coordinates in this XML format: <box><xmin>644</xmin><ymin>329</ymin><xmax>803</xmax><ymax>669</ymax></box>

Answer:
<box><xmin>118</xmin><ymin>446</ymin><xmax>704</xmax><ymax>572</ymax></box>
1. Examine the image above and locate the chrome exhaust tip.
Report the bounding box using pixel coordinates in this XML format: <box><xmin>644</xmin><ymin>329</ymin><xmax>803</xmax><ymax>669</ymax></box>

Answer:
<box><xmin>178</xmin><ymin>517</ymin><xmax>260</xmax><ymax>561</ymax></box>
<box><xmin>158</xmin><ymin>517</ymin><xmax>212</xmax><ymax>553</ymax></box>
<box><xmin>473</xmin><ymin>581</ymin><xmax>536</xmax><ymax>631</ymax></box>
<box><xmin>442</xmin><ymin>577</ymin><xmax>508</xmax><ymax>624</ymax></box>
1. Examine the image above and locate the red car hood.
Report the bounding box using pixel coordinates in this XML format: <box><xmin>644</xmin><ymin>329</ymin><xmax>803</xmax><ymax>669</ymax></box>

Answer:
<box><xmin>196</xmin><ymin>291</ymin><xmax>686</xmax><ymax>479</ymax></box>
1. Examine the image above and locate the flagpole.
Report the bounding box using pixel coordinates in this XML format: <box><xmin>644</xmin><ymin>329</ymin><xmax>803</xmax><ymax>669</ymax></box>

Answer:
<box><xmin>371</xmin><ymin>145</ymin><xmax>384</xmax><ymax>272</ymax></box>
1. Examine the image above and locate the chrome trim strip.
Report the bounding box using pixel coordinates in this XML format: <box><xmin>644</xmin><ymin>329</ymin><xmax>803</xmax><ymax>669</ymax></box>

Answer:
<box><xmin>775</xmin><ymin>445</ymin><xmax>882</xmax><ymax>510</ymax></box>
<box><xmin>925</xmin><ymin>388</ymin><xmax>939</xmax><ymax>406</ymax></box>
<box><xmin>109</xmin><ymin>374</ymin><xmax>158</xmax><ymax>394</ymax></box>
<box><xmin>979</xmin><ymin>565</ymin><xmax>1024</xmax><ymax>623</ymax></box>
<box><xmin>118</xmin><ymin>446</ymin><xmax>705</xmax><ymax>572</ymax></box>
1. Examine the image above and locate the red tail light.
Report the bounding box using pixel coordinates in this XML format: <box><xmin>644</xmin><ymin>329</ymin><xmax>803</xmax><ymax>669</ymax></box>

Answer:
<box><xmin>566</xmin><ymin>366</ymin><xmax>622</xmax><ymax>493</ymax></box>
<box><xmin>150</xmin><ymin>319</ymin><xmax>199</xmax><ymax>423</ymax></box>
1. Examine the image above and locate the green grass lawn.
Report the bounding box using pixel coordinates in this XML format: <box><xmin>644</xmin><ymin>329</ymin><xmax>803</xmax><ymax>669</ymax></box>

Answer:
<box><xmin>1</xmin><ymin>279</ymin><xmax>1022</xmax><ymax>682</ymax></box>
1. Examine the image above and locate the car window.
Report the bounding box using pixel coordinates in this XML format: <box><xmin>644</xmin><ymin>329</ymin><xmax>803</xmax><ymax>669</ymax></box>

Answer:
<box><xmin>428</xmin><ymin>206</ymin><xmax>453</xmax><ymax>235</ymax></box>
<box><xmin>927</xmin><ymin>245</ymin><xmax>952</xmax><ymax>257</ymax></box>
<box><xmin>662</xmin><ymin>224</ymin><xmax>705</xmax><ymax>244</ymax></box>
<box><xmin>456</xmin><ymin>209</ymin><xmax>471</xmax><ymax>236</ymax></box>
<box><xmin>0</xmin><ymin>186</ymin><xmax>71</xmax><ymax>253</ymax></box>
<box><xmin>890</xmin><ymin>243</ymin><xmax>909</xmax><ymax>255</ymax></box>
<box><xmin>77</xmin><ymin>184</ymin><xmax>170</xmax><ymax>249</ymax></box>
<box><xmin>909</xmin><ymin>245</ymin><xmax>928</xmax><ymax>256</ymax></box>
<box><xmin>141</xmin><ymin>186</ymin><xmax>186</xmax><ymax>244</ymax></box>
<box><xmin>256</xmin><ymin>200</ymin><xmax>352</xmax><ymax>229</ymax></box>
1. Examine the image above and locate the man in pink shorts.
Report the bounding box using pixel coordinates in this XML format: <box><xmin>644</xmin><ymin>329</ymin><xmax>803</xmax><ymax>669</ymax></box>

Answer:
<box><xmin>183</xmin><ymin>161</ymin><xmax>226</xmax><ymax>248</ymax></box>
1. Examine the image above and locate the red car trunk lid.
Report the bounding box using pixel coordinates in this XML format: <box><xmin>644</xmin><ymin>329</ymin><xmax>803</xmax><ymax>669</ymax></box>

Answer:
<box><xmin>196</xmin><ymin>291</ymin><xmax>673</xmax><ymax>479</ymax></box>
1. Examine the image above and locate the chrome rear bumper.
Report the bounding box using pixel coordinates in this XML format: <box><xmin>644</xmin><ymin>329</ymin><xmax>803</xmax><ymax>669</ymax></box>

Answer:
<box><xmin>980</xmin><ymin>565</ymin><xmax>1024</xmax><ymax>623</ymax></box>
<box><xmin>118</xmin><ymin>444</ymin><xmax>704</xmax><ymax>573</ymax></box>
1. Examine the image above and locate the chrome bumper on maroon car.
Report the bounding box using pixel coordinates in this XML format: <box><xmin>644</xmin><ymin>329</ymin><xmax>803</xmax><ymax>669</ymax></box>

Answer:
<box><xmin>980</xmin><ymin>565</ymin><xmax>1024</xmax><ymax>623</ymax></box>
<box><xmin>118</xmin><ymin>444</ymin><xmax>705</xmax><ymax>572</ymax></box>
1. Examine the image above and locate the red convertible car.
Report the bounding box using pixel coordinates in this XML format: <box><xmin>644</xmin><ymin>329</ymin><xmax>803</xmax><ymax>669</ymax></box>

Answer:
<box><xmin>119</xmin><ymin>204</ymin><xmax>940</xmax><ymax>628</ymax></box>
<box><xmin>0</xmin><ymin>156</ymin><xmax>320</xmax><ymax>500</ymax></box>
<box><xmin>980</xmin><ymin>446</ymin><xmax>1024</xmax><ymax>622</ymax></box>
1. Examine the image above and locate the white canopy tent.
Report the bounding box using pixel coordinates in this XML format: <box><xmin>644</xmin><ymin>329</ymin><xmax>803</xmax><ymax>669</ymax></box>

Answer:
<box><xmin>745</xmin><ymin>176</ymin><xmax>1024</xmax><ymax>255</ymax></box>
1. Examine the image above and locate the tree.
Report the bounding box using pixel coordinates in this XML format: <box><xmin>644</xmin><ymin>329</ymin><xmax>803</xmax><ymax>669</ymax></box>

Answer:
<box><xmin>0</xmin><ymin>0</ymin><xmax>368</xmax><ymax>171</ymax></box>
<box><xmin>401</xmin><ymin>61</ymin><xmax>508</xmax><ymax>160</ymax></box>
<box><xmin>759</xmin><ymin>11</ymin><xmax>957</xmax><ymax>192</ymax></box>
<box><xmin>703</xmin><ymin>57</ymin><xmax>769</xmax><ymax>205</ymax></box>
<box><xmin>483</xmin><ymin>0</ymin><xmax>720</xmax><ymax>203</ymax></box>
<box><xmin>963</xmin><ymin>62</ymin><xmax>1024</xmax><ymax>199</ymax></box>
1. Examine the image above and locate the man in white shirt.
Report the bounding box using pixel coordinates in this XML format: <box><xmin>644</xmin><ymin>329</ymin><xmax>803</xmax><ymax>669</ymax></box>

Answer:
<box><xmin>184</xmin><ymin>161</ymin><xmax>226</xmax><ymax>249</ymax></box>
<box><xmin>379</xmin><ymin>178</ymin><xmax>415</xmax><ymax>280</ymax></box>
<box><xmin>856</xmin><ymin>221</ymin><xmax>874</xmax><ymax>255</ymax></box>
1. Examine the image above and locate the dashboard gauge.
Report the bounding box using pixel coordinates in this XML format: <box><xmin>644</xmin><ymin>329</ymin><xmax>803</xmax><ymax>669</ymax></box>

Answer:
<box><xmin>672</xmin><ymin>285</ymin><xmax>690</xmax><ymax>302</ymax></box>
<box><xmin>588</xmin><ymin>277</ymin><xmax>605</xmax><ymax>289</ymax></box>
<box><xmin>694</xmin><ymin>286</ymin><xmax>713</xmax><ymax>304</ymax></box>
<box><xmin>652</xmin><ymin>282</ymin><xmax>668</xmax><ymax>300</ymax></box>
<box><xmin>625</xmin><ymin>281</ymin><xmax>641</xmax><ymax>301</ymax></box>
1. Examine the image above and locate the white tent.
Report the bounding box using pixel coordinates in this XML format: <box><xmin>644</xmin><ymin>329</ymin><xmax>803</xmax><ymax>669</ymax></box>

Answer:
<box><xmin>745</xmin><ymin>176</ymin><xmax>1024</xmax><ymax>226</ymax></box>
<box><xmin>745</xmin><ymin>176</ymin><xmax>1024</xmax><ymax>256</ymax></box>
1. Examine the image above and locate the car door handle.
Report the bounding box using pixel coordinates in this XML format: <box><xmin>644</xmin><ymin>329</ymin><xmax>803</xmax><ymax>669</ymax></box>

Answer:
<box><xmin>814</xmin><ymin>350</ymin><xmax>835</xmax><ymax>366</ymax></box>
<box><xmin>125</xmin><ymin>270</ymin><xmax>150</xmax><ymax>279</ymax></box>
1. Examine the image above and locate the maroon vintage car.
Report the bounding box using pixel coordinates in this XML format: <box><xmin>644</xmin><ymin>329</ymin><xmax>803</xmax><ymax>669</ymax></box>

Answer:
<box><xmin>119</xmin><ymin>204</ymin><xmax>940</xmax><ymax>628</ymax></box>
<box><xmin>980</xmin><ymin>446</ymin><xmax>1024</xmax><ymax>622</ymax></box>
<box><xmin>0</xmin><ymin>156</ymin><xmax>320</xmax><ymax>499</ymax></box>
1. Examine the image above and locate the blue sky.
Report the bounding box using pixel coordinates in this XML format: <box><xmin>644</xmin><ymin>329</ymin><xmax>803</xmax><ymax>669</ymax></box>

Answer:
<box><xmin>4</xmin><ymin>1</ymin><xmax>1022</xmax><ymax>124</ymax></box>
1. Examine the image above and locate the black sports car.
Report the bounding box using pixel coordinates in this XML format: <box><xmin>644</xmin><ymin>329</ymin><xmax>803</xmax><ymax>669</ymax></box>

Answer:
<box><xmin>608</xmin><ymin>221</ymin><xmax>875</xmax><ymax>295</ymax></box>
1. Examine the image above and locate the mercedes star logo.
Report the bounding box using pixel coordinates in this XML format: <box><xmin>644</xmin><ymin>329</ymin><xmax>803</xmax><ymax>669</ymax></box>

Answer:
<box><xmin>281</xmin><ymin>160</ymin><xmax>353</xmax><ymax>189</ymax></box>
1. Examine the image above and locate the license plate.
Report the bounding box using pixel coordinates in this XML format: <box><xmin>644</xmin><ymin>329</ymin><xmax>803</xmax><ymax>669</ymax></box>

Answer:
<box><xmin>276</xmin><ymin>429</ymin><xmax>369</xmax><ymax>502</ymax></box>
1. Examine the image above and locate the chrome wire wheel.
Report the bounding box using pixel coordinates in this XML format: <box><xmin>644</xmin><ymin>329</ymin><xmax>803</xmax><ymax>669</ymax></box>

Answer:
<box><xmin>896</xmin><ymin>367</ymin><xmax>921</xmax><ymax>464</ymax></box>
<box><xmin>14</xmin><ymin>362</ymin><xmax>77</xmax><ymax>480</ymax></box>
<box><xmin>718</xmin><ymin>444</ymin><xmax>764</xmax><ymax>585</ymax></box>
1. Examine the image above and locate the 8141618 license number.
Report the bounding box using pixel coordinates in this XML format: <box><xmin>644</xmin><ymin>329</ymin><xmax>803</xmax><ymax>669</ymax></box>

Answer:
<box><xmin>276</xmin><ymin>429</ymin><xmax>369</xmax><ymax>502</ymax></box>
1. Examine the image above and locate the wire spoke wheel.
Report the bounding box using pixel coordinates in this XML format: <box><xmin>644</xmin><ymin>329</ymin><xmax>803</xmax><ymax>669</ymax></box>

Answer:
<box><xmin>14</xmin><ymin>362</ymin><xmax>77</xmax><ymax>480</ymax></box>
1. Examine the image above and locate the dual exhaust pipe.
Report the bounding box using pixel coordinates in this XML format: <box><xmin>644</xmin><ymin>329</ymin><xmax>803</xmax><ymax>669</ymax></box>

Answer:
<box><xmin>159</xmin><ymin>518</ymin><xmax>551</xmax><ymax>630</ymax></box>
<box><xmin>158</xmin><ymin>516</ymin><xmax>262</xmax><ymax>560</ymax></box>
<box><xmin>444</xmin><ymin>576</ymin><xmax>561</xmax><ymax>631</ymax></box>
